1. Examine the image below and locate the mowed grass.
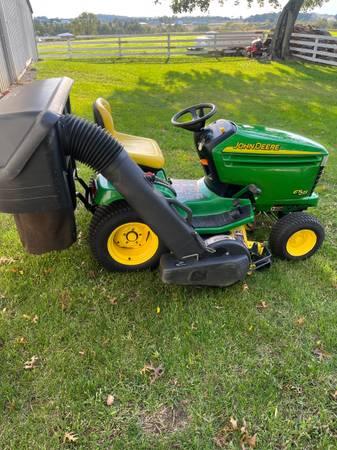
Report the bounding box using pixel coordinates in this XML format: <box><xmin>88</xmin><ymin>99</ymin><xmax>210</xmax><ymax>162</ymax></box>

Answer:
<box><xmin>38</xmin><ymin>35</ymin><xmax>198</xmax><ymax>59</ymax></box>
<box><xmin>0</xmin><ymin>58</ymin><xmax>336</xmax><ymax>449</ymax></box>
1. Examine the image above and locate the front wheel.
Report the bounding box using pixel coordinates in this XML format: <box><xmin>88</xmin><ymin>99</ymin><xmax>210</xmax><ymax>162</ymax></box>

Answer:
<box><xmin>89</xmin><ymin>202</ymin><xmax>165</xmax><ymax>272</ymax></box>
<box><xmin>269</xmin><ymin>212</ymin><xmax>325</xmax><ymax>261</ymax></box>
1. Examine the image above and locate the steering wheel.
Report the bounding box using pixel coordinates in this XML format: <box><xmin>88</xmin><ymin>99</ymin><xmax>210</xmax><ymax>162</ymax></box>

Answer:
<box><xmin>171</xmin><ymin>103</ymin><xmax>217</xmax><ymax>132</ymax></box>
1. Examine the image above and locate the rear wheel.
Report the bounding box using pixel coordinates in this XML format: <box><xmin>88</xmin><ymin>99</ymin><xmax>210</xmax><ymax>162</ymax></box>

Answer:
<box><xmin>89</xmin><ymin>202</ymin><xmax>165</xmax><ymax>272</ymax></box>
<box><xmin>269</xmin><ymin>212</ymin><xmax>324</xmax><ymax>261</ymax></box>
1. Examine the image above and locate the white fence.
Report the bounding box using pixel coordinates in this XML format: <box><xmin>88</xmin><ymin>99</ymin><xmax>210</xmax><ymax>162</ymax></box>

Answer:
<box><xmin>38</xmin><ymin>31</ymin><xmax>263</xmax><ymax>60</ymax></box>
<box><xmin>290</xmin><ymin>33</ymin><xmax>337</xmax><ymax>66</ymax></box>
<box><xmin>0</xmin><ymin>0</ymin><xmax>37</xmax><ymax>93</ymax></box>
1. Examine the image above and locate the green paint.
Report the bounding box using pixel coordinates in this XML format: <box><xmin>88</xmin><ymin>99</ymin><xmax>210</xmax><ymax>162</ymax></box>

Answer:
<box><xmin>94</xmin><ymin>121</ymin><xmax>327</xmax><ymax>231</ymax></box>
<box><xmin>94</xmin><ymin>174</ymin><xmax>254</xmax><ymax>234</ymax></box>
<box><xmin>212</xmin><ymin>123</ymin><xmax>328</xmax><ymax>211</ymax></box>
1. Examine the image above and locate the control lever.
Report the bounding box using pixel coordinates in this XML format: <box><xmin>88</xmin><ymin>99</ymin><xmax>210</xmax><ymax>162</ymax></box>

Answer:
<box><xmin>232</xmin><ymin>184</ymin><xmax>262</xmax><ymax>205</ymax></box>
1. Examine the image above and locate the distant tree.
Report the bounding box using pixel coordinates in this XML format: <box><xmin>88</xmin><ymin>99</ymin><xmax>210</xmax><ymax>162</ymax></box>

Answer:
<box><xmin>313</xmin><ymin>17</ymin><xmax>328</xmax><ymax>28</ymax></box>
<box><xmin>71</xmin><ymin>12</ymin><xmax>99</xmax><ymax>35</ymax></box>
<box><xmin>159</xmin><ymin>0</ymin><xmax>329</xmax><ymax>59</ymax></box>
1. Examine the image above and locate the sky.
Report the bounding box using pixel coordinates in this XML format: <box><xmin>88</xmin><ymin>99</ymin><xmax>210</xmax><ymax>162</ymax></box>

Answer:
<box><xmin>29</xmin><ymin>0</ymin><xmax>337</xmax><ymax>19</ymax></box>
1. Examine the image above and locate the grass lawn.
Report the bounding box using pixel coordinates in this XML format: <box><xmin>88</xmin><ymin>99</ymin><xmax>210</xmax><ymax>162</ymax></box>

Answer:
<box><xmin>38</xmin><ymin>35</ymin><xmax>198</xmax><ymax>59</ymax></box>
<box><xmin>0</xmin><ymin>57</ymin><xmax>336</xmax><ymax>449</ymax></box>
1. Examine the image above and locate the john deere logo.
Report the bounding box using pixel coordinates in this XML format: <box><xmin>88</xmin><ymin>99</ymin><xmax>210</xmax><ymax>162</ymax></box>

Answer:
<box><xmin>233</xmin><ymin>142</ymin><xmax>281</xmax><ymax>151</ymax></box>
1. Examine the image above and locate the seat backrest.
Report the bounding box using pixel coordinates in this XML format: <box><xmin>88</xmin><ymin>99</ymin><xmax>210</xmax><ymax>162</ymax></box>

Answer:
<box><xmin>93</xmin><ymin>98</ymin><xmax>115</xmax><ymax>135</ymax></box>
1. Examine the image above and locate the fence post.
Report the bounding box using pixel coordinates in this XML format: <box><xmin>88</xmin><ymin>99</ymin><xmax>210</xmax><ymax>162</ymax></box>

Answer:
<box><xmin>312</xmin><ymin>37</ymin><xmax>319</xmax><ymax>62</ymax></box>
<box><xmin>67</xmin><ymin>38</ymin><xmax>72</xmax><ymax>59</ymax></box>
<box><xmin>118</xmin><ymin>36</ymin><xmax>122</xmax><ymax>57</ymax></box>
<box><xmin>167</xmin><ymin>33</ymin><xmax>171</xmax><ymax>62</ymax></box>
<box><xmin>213</xmin><ymin>32</ymin><xmax>217</xmax><ymax>57</ymax></box>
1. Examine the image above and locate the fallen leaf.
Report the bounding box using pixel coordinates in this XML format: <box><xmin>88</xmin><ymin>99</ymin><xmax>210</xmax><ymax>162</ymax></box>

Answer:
<box><xmin>22</xmin><ymin>314</ymin><xmax>38</xmax><ymax>324</ymax></box>
<box><xmin>63</xmin><ymin>432</ymin><xmax>78</xmax><ymax>443</ymax></box>
<box><xmin>240</xmin><ymin>418</ymin><xmax>248</xmax><ymax>434</ymax></box>
<box><xmin>330</xmin><ymin>390</ymin><xmax>337</xmax><ymax>401</ymax></box>
<box><xmin>256</xmin><ymin>301</ymin><xmax>268</xmax><ymax>310</ymax></box>
<box><xmin>24</xmin><ymin>356</ymin><xmax>39</xmax><ymax>370</ymax></box>
<box><xmin>16</xmin><ymin>337</ymin><xmax>28</xmax><ymax>345</ymax></box>
<box><xmin>229</xmin><ymin>417</ymin><xmax>238</xmax><ymax>431</ymax></box>
<box><xmin>140</xmin><ymin>362</ymin><xmax>165</xmax><ymax>384</ymax></box>
<box><xmin>313</xmin><ymin>347</ymin><xmax>331</xmax><ymax>361</ymax></box>
<box><xmin>10</xmin><ymin>267</ymin><xmax>23</xmax><ymax>274</ymax></box>
<box><xmin>283</xmin><ymin>383</ymin><xmax>303</xmax><ymax>395</ymax></box>
<box><xmin>242</xmin><ymin>283</ymin><xmax>249</xmax><ymax>292</ymax></box>
<box><xmin>59</xmin><ymin>290</ymin><xmax>71</xmax><ymax>311</ymax></box>
<box><xmin>106</xmin><ymin>394</ymin><xmax>115</xmax><ymax>406</ymax></box>
<box><xmin>295</xmin><ymin>317</ymin><xmax>305</xmax><ymax>326</ymax></box>
<box><xmin>109</xmin><ymin>297</ymin><xmax>118</xmax><ymax>305</ymax></box>
<box><xmin>241</xmin><ymin>432</ymin><xmax>257</xmax><ymax>449</ymax></box>
<box><xmin>79</xmin><ymin>351</ymin><xmax>85</xmax><ymax>356</ymax></box>
<box><xmin>214</xmin><ymin>430</ymin><xmax>230</xmax><ymax>448</ymax></box>
<box><xmin>214</xmin><ymin>417</ymin><xmax>256</xmax><ymax>449</ymax></box>
<box><xmin>0</xmin><ymin>257</ymin><xmax>16</xmax><ymax>265</ymax></box>
<box><xmin>156</xmin><ymin>306</ymin><xmax>161</xmax><ymax>314</ymax></box>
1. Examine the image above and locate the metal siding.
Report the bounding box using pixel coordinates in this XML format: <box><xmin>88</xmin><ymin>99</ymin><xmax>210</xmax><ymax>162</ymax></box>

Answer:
<box><xmin>0</xmin><ymin>0</ymin><xmax>37</xmax><ymax>93</ymax></box>
<box><xmin>0</xmin><ymin>38</ymin><xmax>10</xmax><ymax>92</ymax></box>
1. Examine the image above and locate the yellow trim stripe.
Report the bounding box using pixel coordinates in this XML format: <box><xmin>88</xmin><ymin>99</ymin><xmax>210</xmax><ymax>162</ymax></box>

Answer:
<box><xmin>223</xmin><ymin>147</ymin><xmax>322</xmax><ymax>155</ymax></box>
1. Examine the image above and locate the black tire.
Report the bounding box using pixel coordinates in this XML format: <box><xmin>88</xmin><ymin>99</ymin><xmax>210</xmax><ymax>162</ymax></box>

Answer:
<box><xmin>269</xmin><ymin>212</ymin><xmax>324</xmax><ymax>261</ymax></box>
<box><xmin>89</xmin><ymin>202</ymin><xmax>165</xmax><ymax>272</ymax></box>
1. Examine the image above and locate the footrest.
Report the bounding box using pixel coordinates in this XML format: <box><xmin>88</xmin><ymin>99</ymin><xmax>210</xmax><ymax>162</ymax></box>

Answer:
<box><xmin>191</xmin><ymin>205</ymin><xmax>251</xmax><ymax>229</ymax></box>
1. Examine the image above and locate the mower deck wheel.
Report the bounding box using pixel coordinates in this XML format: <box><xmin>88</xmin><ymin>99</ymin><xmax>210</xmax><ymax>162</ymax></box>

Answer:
<box><xmin>269</xmin><ymin>212</ymin><xmax>324</xmax><ymax>261</ymax></box>
<box><xmin>89</xmin><ymin>202</ymin><xmax>165</xmax><ymax>272</ymax></box>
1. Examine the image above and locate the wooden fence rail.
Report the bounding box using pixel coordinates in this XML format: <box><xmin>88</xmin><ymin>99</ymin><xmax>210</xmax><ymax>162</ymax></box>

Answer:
<box><xmin>38</xmin><ymin>31</ymin><xmax>263</xmax><ymax>60</ymax></box>
<box><xmin>290</xmin><ymin>33</ymin><xmax>337</xmax><ymax>67</ymax></box>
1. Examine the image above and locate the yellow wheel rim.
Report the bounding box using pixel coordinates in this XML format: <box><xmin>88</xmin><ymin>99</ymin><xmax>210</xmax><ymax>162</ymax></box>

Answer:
<box><xmin>107</xmin><ymin>222</ymin><xmax>159</xmax><ymax>266</ymax></box>
<box><xmin>286</xmin><ymin>229</ymin><xmax>317</xmax><ymax>257</ymax></box>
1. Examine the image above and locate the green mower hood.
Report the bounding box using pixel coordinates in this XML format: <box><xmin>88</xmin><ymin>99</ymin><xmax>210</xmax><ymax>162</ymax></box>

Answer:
<box><xmin>224</xmin><ymin>123</ymin><xmax>329</xmax><ymax>157</ymax></box>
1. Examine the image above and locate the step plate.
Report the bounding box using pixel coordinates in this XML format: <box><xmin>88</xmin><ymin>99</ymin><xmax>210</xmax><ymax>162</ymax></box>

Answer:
<box><xmin>192</xmin><ymin>205</ymin><xmax>251</xmax><ymax>228</ymax></box>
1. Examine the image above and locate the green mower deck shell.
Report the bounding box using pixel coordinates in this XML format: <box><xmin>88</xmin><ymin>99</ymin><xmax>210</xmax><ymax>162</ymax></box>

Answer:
<box><xmin>93</xmin><ymin>175</ymin><xmax>254</xmax><ymax>234</ymax></box>
<box><xmin>94</xmin><ymin>173</ymin><xmax>176</xmax><ymax>205</ymax></box>
<box><xmin>213</xmin><ymin>123</ymin><xmax>328</xmax><ymax>212</ymax></box>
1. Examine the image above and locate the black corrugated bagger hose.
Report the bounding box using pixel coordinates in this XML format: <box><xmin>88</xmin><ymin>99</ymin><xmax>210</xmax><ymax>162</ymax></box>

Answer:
<box><xmin>58</xmin><ymin>114</ymin><xmax>208</xmax><ymax>260</ymax></box>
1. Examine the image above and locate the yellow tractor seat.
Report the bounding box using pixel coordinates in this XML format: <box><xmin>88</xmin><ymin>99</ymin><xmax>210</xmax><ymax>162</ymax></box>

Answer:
<box><xmin>93</xmin><ymin>98</ymin><xmax>165</xmax><ymax>170</ymax></box>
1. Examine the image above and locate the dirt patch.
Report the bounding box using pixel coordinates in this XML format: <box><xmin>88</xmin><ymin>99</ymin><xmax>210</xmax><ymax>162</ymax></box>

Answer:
<box><xmin>140</xmin><ymin>402</ymin><xmax>189</xmax><ymax>435</ymax></box>
<box><xmin>19</xmin><ymin>67</ymin><xmax>37</xmax><ymax>84</ymax></box>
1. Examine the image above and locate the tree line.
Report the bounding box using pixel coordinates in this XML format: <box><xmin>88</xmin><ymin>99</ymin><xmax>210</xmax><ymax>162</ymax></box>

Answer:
<box><xmin>34</xmin><ymin>13</ymin><xmax>186</xmax><ymax>36</ymax></box>
<box><xmin>34</xmin><ymin>11</ymin><xmax>336</xmax><ymax>38</ymax></box>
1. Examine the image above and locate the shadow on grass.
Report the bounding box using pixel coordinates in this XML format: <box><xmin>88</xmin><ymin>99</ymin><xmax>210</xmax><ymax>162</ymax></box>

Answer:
<box><xmin>95</xmin><ymin>62</ymin><xmax>337</xmax><ymax>145</ymax></box>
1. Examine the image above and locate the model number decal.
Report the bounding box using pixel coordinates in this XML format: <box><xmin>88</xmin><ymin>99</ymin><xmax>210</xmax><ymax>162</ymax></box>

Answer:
<box><xmin>233</xmin><ymin>142</ymin><xmax>281</xmax><ymax>151</ymax></box>
<box><xmin>293</xmin><ymin>189</ymin><xmax>308</xmax><ymax>196</ymax></box>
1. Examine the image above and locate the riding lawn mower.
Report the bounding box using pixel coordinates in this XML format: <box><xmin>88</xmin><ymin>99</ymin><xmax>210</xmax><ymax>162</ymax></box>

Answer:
<box><xmin>0</xmin><ymin>78</ymin><xmax>328</xmax><ymax>287</ymax></box>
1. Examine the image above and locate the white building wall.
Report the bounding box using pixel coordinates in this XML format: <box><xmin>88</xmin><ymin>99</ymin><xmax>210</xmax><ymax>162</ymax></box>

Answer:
<box><xmin>0</xmin><ymin>0</ymin><xmax>37</xmax><ymax>93</ymax></box>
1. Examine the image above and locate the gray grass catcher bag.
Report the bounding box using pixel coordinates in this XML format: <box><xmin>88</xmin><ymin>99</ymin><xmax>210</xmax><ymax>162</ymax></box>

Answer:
<box><xmin>0</xmin><ymin>78</ymin><xmax>77</xmax><ymax>254</ymax></box>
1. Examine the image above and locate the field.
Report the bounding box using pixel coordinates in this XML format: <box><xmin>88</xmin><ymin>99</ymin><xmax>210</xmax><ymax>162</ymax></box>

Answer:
<box><xmin>38</xmin><ymin>35</ymin><xmax>203</xmax><ymax>59</ymax></box>
<box><xmin>37</xmin><ymin>32</ymin><xmax>263</xmax><ymax>60</ymax></box>
<box><xmin>0</xmin><ymin>57</ymin><xmax>336</xmax><ymax>449</ymax></box>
